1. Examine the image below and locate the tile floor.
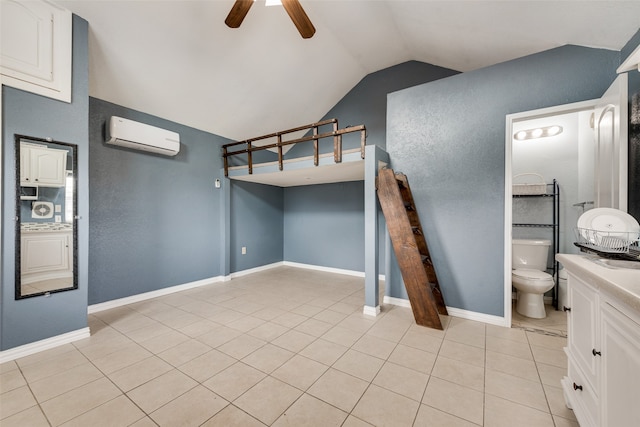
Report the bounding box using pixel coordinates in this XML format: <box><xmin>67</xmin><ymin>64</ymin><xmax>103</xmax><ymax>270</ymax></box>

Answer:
<box><xmin>511</xmin><ymin>302</ymin><xmax>568</xmax><ymax>338</ymax></box>
<box><xmin>0</xmin><ymin>266</ymin><xmax>577</xmax><ymax>426</ymax></box>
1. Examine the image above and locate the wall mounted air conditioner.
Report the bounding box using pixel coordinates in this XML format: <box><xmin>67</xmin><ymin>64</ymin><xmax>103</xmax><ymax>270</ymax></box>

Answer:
<box><xmin>107</xmin><ymin>116</ymin><xmax>180</xmax><ymax>156</ymax></box>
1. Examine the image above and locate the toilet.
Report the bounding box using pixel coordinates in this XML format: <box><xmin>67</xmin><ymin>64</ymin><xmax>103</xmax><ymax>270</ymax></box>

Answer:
<box><xmin>512</xmin><ymin>239</ymin><xmax>555</xmax><ymax>319</ymax></box>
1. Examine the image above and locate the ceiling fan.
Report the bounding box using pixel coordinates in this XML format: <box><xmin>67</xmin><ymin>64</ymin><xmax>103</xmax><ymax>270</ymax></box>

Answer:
<box><xmin>225</xmin><ymin>0</ymin><xmax>316</xmax><ymax>39</ymax></box>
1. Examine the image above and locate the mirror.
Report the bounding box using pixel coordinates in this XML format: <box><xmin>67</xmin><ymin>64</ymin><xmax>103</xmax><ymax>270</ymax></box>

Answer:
<box><xmin>15</xmin><ymin>135</ymin><xmax>78</xmax><ymax>299</ymax></box>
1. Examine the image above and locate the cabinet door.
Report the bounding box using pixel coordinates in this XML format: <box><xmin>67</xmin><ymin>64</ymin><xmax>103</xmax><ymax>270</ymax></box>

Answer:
<box><xmin>21</xmin><ymin>233</ymin><xmax>70</xmax><ymax>274</ymax></box>
<box><xmin>20</xmin><ymin>146</ymin><xmax>32</xmax><ymax>184</ymax></box>
<box><xmin>0</xmin><ymin>0</ymin><xmax>72</xmax><ymax>102</ymax></box>
<box><xmin>29</xmin><ymin>146</ymin><xmax>67</xmax><ymax>186</ymax></box>
<box><xmin>600</xmin><ymin>303</ymin><xmax>640</xmax><ymax>427</ymax></box>
<box><xmin>568</xmin><ymin>274</ymin><xmax>600</xmax><ymax>391</ymax></box>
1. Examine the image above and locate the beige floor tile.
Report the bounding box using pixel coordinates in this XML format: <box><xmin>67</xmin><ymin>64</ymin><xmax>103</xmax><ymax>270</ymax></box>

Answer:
<box><xmin>0</xmin><ymin>386</ymin><xmax>38</xmax><ymax>420</ymax></box>
<box><xmin>108</xmin><ymin>356</ymin><xmax>173</xmax><ymax>392</ymax></box>
<box><xmin>150</xmin><ymin>385</ymin><xmax>228</xmax><ymax>427</ymax></box>
<box><xmin>536</xmin><ymin>362</ymin><xmax>566</xmax><ymax>387</ymax></box>
<box><xmin>241</xmin><ymin>343</ymin><xmax>294</xmax><ymax>374</ymax></box>
<box><xmin>438</xmin><ymin>340</ymin><xmax>485</xmax><ymax>369</ymax></box>
<box><xmin>366</xmin><ymin>321</ymin><xmax>411</xmax><ymax>343</ymax></box>
<box><xmin>431</xmin><ymin>356</ymin><xmax>485</xmax><ymax>392</ymax></box>
<box><xmin>552</xmin><ymin>415</ymin><xmax>580</xmax><ymax>427</ymax></box>
<box><xmin>0</xmin><ymin>360</ymin><xmax>19</xmax><ymax>374</ymax></box>
<box><xmin>321</xmin><ymin>325</ymin><xmax>364</xmax><ymax>347</ymax></box>
<box><xmin>313</xmin><ymin>309</ymin><xmax>349</xmax><ymax>325</ymax></box>
<box><xmin>59</xmin><ymin>395</ymin><xmax>145</xmax><ymax>427</ymax></box>
<box><xmin>294</xmin><ymin>318</ymin><xmax>334</xmax><ymax>337</ymax></box>
<box><xmin>342</xmin><ymin>415</ymin><xmax>375</xmax><ymax>426</ymax></box>
<box><xmin>207</xmin><ymin>308</ymin><xmax>246</xmax><ymax>325</ymax></box>
<box><xmin>527</xmin><ymin>332</ymin><xmax>567</xmax><ymax>350</ymax></box>
<box><xmin>91</xmin><ymin>342</ymin><xmax>153</xmax><ymax>375</ymax></box>
<box><xmin>373</xmin><ymin>361</ymin><xmax>429</xmax><ymax>401</ymax></box>
<box><xmin>271</xmin><ymin>355</ymin><xmax>329</xmax><ymax>391</ymax></box>
<box><xmin>126</xmin><ymin>369</ymin><xmax>198</xmax><ymax>414</ymax></box>
<box><xmin>486</xmin><ymin>335</ymin><xmax>534</xmax><ymax>361</ymax></box>
<box><xmin>271</xmin><ymin>312</ymin><xmax>308</xmax><ymax>328</ymax></box>
<box><xmin>233</xmin><ymin>376</ymin><xmax>302</xmax><ymax>425</ymax></box>
<box><xmin>196</xmin><ymin>325</ymin><xmax>243</xmax><ymax>348</ymax></box>
<box><xmin>486</xmin><ymin>350</ymin><xmax>539</xmax><ymax>382</ymax></box>
<box><xmin>332</xmin><ymin>349</ymin><xmax>384</xmax><ymax>381</ymax></box>
<box><xmin>252</xmin><ymin>306</ymin><xmax>287</xmax><ymax>321</ymax></box>
<box><xmin>444</xmin><ymin>318</ymin><xmax>486</xmax><ymax>349</ymax></box>
<box><xmin>104</xmin><ymin>312</ymin><xmax>159</xmax><ymax>334</ymax></box>
<box><xmin>227</xmin><ymin>316</ymin><xmax>265</xmax><ymax>332</ymax></box>
<box><xmin>40</xmin><ymin>377</ymin><xmax>122</xmax><ymax>426</ymax></box>
<box><xmin>0</xmin><ymin>369</ymin><xmax>26</xmax><ymax>393</ymax></box>
<box><xmin>202</xmin><ymin>362</ymin><xmax>266</xmax><ymax>401</ymax></box>
<box><xmin>73</xmin><ymin>331</ymin><xmax>133</xmax><ymax>361</ymax></box>
<box><xmin>307</xmin><ymin>368</ymin><xmax>369</xmax><ymax>412</ymax></box>
<box><xmin>157</xmin><ymin>338</ymin><xmax>212</xmax><ymax>367</ymax></box>
<box><xmin>487</xmin><ymin>324</ymin><xmax>528</xmax><ymax>343</ymax></box>
<box><xmin>18</xmin><ymin>348</ymin><xmax>88</xmax><ymax>383</ymax></box>
<box><xmin>414</xmin><ymin>404</ymin><xmax>481</xmax><ymax>426</ymax></box>
<box><xmin>352</xmin><ymin>334</ymin><xmax>397</xmax><ymax>360</ymax></box>
<box><xmin>30</xmin><ymin>362</ymin><xmax>104</xmax><ymax>402</ymax></box>
<box><xmin>137</xmin><ymin>329</ymin><xmax>191</xmax><ymax>354</ymax></box>
<box><xmin>399</xmin><ymin>329</ymin><xmax>443</xmax><ymax>354</ymax></box>
<box><xmin>272</xmin><ymin>393</ymin><xmax>347</xmax><ymax>427</ymax></box>
<box><xmin>121</xmin><ymin>321</ymin><xmax>173</xmax><ymax>343</ymax></box>
<box><xmin>217</xmin><ymin>334</ymin><xmax>266</xmax><ymax>359</ymax></box>
<box><xmin>422</xmin><ymin>377</ymin><xmax>484</xmax><ymax>425</ymax></box>
<box><xmin>247</xmin><ymin>321</ymin><xmax>289</xmax><ymax>341</ymax></box>
<box><xmin>531</xmin><ymin>345</ymin><xmax>567</xmax><ymax>369</ymax></box>
<box><xmin>543</xmin><ymin>384</ymin><xmax>577</xmax><ymax>421</ymax></box>
<box><xmin>177</xmin><ymin>348</ymin><xmax>237</xmax><ymax>383</ymax></box>
<box><xmin>485</xmin><ymin>370</ymin><xmax>548</xmax><ymax>412</ymax></box>
<box><xmin>271</xmin><ymin>329</ymin><xmax>317</xmax><ymax>353</ymax></box>
<box><xmin>484</xmin><ymin>394</ymin><xmax>554</xmax><ymax>427</ymax></box>
<box><xmin>201</xmin><ymin>404</ymin><xmax>267</xmax><ymax>427</ymax></box>
<box><xmin>0</xmin><ymin>405</ymin><xmax>50</xmax><ymax>427</ymax></box>
<box><xmin>299</xmin><ymin>338</ymin><xmax>348</xmax><ymax>366</ymax></box>
<box><xmin>335</xmin><ymin>313</ymin><xmax>376</xmax><ymax>334</ymax></box>
<box><xmin>352</xmin><ymin>384</ymin><xmax>420</xmax><ymax>427</ymax></box>
<box><xmin>177</xmin><ymin>318</ymin><xmax>220</xmax><ymax>338</ymax></box>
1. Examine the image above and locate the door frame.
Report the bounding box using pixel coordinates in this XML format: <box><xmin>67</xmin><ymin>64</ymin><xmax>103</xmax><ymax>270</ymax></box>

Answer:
<box><xmin>504</xmin><ymin>99</ymin><xmax>599</xmax><ymax>327</ymax></box>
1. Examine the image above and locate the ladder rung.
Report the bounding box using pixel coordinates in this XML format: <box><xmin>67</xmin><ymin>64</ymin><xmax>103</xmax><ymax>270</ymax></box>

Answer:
<box><xmin>411</xmin><ymin>226</ymin><xmax>422</xmax><ymax>235</ymax></box>
<box><xmin>404</xmin><ymin>201</ymin><xmax>414</xmax><ymax>211</ymax></box>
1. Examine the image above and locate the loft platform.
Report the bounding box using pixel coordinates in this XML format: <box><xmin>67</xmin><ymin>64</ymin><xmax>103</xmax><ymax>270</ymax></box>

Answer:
<box><xmin>222</xmin><ymin>119</ymin><xmax>377</xmax><ymax>187</ymax></box>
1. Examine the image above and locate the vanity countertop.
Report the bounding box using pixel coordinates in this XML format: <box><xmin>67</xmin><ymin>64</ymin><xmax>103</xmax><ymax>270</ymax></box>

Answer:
<box><xmin>21</xmin><ymin>222</ymin><xmax>72</xmax><ymax>233</ymax></box>
<box><xmin>557</xmin><ymin>253</ymin><xmax>640</xmax><ymax>313</ymax></box>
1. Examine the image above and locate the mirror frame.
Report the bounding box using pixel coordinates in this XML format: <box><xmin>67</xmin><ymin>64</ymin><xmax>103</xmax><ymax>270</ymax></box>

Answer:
<box><xmin>15</xmin><ymin>134</ymin><xmax>78</xmax><ymax>299</ymax></box>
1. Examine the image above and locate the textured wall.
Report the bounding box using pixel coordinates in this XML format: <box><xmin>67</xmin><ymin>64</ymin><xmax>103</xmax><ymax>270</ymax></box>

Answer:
<box><xmin>88</xmin><ymin>98</ymin><xmax>228</xmax><ymax>304</ymax></box>
<box><xmin>387</xmin><ymin>45</ymin><xmax>620</xmax><ymax>316</ymax></box>
<box><xmin>622</xmin><ymin>29</ymin><xmax>640</xmax><ymax>221</ymax></box>
<box><xmin>1</xmin><ymin>16</ymin><xmax>89</xmax><ymax>350</ymax></box>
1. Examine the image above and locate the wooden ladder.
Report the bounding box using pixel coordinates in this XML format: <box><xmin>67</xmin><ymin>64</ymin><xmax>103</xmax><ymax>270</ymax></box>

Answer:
<box><xmin>376</xmin><ymin>168</ymin><xmax>447</xmax><ymax>330</ymax></box>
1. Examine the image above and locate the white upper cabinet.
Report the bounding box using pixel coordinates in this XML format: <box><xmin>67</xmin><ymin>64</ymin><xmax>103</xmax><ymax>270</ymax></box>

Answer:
<box><xmin>20</xmin><ymin>142</ymin><xmax>68</xmax><ymax>187</ymax></box>
<box><xmin>0</xmin><ymin>0</ymin><xmax>72</xmax><ymax>102</ymax></box>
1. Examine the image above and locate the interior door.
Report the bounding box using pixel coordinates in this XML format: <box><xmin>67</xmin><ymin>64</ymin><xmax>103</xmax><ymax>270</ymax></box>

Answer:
<box><xmin>594</xmin><ymin>74</ymin><xmax>628</xmax><ymax>210</ymax></box>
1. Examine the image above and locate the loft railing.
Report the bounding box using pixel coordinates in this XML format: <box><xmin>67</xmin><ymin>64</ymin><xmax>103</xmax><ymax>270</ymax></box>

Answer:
<box><xmin>222</xmin><ymin>118</ymin><xmax>366</xmax><ymax>177</ymax></box>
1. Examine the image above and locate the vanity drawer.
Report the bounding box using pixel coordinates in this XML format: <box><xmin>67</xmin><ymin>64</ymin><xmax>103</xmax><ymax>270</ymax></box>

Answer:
<box><xmin>563</xmin><ymin>363</ymin><xmax>598</xmax><ymax>427</ymax></box>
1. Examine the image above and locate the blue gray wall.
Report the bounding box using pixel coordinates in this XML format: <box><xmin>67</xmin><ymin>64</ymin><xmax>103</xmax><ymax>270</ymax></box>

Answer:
<box><xmin>1</xmin><ymin>16</ymin><xmax>89</xmax><ymax>350</ymax></box>
<box><xmin>283</xmin><ymin>62</ymin><xmax>459</xmax><ymax>273</ymax></box>
<box><xmin>387</xmin><ymin>45</ymin><xmax>620</xmax><ymax>316</ymax></box>
<box><xmin>89</xmin><ymin>98</ymin><xmax>228</xmax><ymax>304</ymax></box>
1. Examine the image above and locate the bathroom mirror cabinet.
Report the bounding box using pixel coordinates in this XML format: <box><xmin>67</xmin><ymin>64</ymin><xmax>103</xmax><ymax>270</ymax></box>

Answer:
<box><xmin>15</xmin><ymin>135</ymin><xmax>78</xmax><ymax>299</ymax></box>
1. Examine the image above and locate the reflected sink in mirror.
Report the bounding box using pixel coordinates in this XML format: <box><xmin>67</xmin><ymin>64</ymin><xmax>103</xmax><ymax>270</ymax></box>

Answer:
<box><xmin>590</xmin><ymin>258</ymin><xmax>640</xmax><ymax>270</ymax></box>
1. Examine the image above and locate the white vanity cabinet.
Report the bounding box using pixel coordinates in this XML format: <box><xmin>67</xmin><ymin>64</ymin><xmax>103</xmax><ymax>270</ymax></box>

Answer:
<box><xmin>560</xmin><ymin>256</ymin><xmax>640</xmax><ymax>427</ymax></box>
<box><xmin>21</xmin><ymin>230</ymin><xmax>72</xmax><ymax>283</ymax></box>
<box><xmin>0</xmin><ymin>0</ymin><xmax>73</xmax><ymax>102</ymax></box>
<box><xmin>20</xmin><ymin>143</ymin><xmax>68</xmax><ymax>187</ymax></box>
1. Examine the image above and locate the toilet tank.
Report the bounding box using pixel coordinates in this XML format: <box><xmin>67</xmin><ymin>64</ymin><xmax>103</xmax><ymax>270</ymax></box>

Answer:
<box><xmin>512</xmin><ymin>239</ymin><xmax>551</xmax><ymax>271</ymax></box>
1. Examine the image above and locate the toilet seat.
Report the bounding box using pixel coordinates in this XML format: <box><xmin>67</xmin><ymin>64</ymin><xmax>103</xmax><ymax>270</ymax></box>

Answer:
<box><xmin>512</xmin><ymin>268</ymin><xmax>552</xmax><ymax>281</ymax></box>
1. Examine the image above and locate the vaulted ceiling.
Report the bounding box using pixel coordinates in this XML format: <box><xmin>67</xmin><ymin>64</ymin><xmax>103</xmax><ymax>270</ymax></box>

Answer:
<box><xmin>58</xmin><ymin>0</ymin><xmax>640</xmax><ymax>142</ymax></box>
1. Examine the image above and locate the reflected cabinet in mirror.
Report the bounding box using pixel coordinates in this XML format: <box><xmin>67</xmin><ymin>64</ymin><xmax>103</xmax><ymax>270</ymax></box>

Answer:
<box><xmin>15</xmin><ymin>135</ymin><xmax>78</xmax><ymax>299</ymax></box>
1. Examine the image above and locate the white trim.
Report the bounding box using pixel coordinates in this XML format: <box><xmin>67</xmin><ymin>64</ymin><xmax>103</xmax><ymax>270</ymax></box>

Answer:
<box><xmin>383</xmin><ymin>296</ymin><xmax>509</xmax><ymax>327</ymax></box>
<box><xmin>283</xmin><ymin>261</ymin><xmax>386</xmax><ymax>281</ymax></box>
<box><xmin>617</xmin><ymin>43</ymin><xmax>640</xmax><ymax>74</ymax></box>
<box><xmin>88</xmin><ymin>276</ymin><xmax>224</xmax><ymax>314</ymax></box>
<box><xmin>226</xmin><ymin>261</ymin><xmax>284</xmax><ymax>280</ymax></box>
<box><xmin>363</xmin><ymin>305</ymin><xmax>381</xmax><ymax>316</ymax></box>
<box><xmin>0</xmin><ymin>327</ymin><xmax>90</xmax><ymax>363</ymax></box>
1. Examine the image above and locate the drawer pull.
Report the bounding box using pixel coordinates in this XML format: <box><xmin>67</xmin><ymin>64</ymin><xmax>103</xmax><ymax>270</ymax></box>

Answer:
<box><xmin>573</xmin><ymin>382</ymin><xmax>583</xmax><ymax>391</ymax></box>
<box><xmin>563</xmin><ymin>306</ymin><xmax>571</xmax><ymax>312</ymax></box>
<box><xmin>592</xmin><ymin>349</ymin><xmax>602</xmax><ymax>357</ymax></box>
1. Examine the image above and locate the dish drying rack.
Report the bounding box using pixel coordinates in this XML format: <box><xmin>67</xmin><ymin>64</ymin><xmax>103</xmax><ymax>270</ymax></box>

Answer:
<box><xmin>574</xmin><ymin>227</ymin><xmax>640</xmax><ymax>260</ymax></box>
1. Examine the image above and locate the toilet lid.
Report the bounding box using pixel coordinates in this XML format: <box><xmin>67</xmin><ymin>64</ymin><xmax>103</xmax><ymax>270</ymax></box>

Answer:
<box><xmin>512</xmin><ymin>269</ymin><xmax>553</xmax><ymax>280</ymax></box>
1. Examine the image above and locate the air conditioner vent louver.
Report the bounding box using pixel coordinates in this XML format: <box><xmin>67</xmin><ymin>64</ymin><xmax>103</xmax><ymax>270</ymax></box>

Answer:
<box><xmin>107</xmin><ymin>116</ymin><xmax>180</xmax><ymax>156</ymax></box>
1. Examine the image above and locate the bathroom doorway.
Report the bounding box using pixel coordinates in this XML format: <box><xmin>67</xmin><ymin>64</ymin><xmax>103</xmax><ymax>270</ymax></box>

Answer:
<box><xmin>504</xmin><ymin>74</ymin><xmax>628</xmax><ymax>334</ymax></box>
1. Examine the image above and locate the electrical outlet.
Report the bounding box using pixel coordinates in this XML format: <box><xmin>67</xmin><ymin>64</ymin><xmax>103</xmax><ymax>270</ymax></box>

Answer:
<box><xmin>241</xmin><ymin>246</ymin><xmax>247</xmax><ymax>255</ymax></box>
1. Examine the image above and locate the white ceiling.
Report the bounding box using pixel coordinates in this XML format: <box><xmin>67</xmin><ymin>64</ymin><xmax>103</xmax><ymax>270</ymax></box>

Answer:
<box><xmin>58</xmin><ymin>0</ymin><xmax>640</xmax><ymax>144</ymax></box>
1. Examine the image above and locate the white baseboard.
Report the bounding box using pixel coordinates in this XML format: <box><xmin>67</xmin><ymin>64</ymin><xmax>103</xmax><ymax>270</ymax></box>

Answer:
<box><xmin>0</xmin><ymin>327</ymin><xmax>90</xmax><ymax>363</ymax></box>
<box><xmin>283</xmin><ymin>261</ymin><xmax>386</xmax><ymax>281</ymax></box>
<box><xmin>88</xmin><ymin>276</ymin><xmax>225</xmax><ymax>314</ymax></box>
<box><xmin>363</xmin><ymin>305</ymin><xmax>381</xmax><ymax>316</ymax></box>
<box><xmin>383</xmin><ymin>296</ymin><xmax>508</xmax><ymax>327</ymax></box>
<box><xmin>226</xmin><ymin>262</ymin><xmax>284</xmax><ymax>280</ymax></box>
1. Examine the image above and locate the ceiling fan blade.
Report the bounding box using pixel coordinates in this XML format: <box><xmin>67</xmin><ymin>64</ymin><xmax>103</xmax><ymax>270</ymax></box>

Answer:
<box><xmin>225</xmin><ymin>0</ymin><xmax>254</xmax><ymax>28</ymax></box>
<box><xmin>282</xmin><ymin>0</ymin><xmax>316</xmax><ymax>39</ymax></box>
